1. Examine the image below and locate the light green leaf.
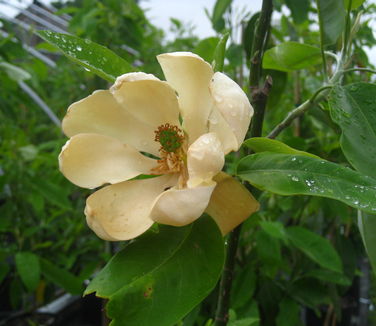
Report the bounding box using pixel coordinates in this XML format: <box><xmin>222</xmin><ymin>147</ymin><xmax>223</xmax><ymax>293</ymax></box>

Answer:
<box><xmin>262</xmin><ymin>42</ymin><xmax>322</xmax><ymax>72</ymax></box>
<box><xmin>237</xmin><ymin>152</ymin><xmax>376</xmax><ymax>214</ymax></box>
<box><xmin>0</xmin><ymin>62</ymin><xmax>31</xmax><ymax>82</ymax></box>
<box><xmin>243</xmin><ymin>137</ymin><xmax>319</xmax><ymax>158</ymax></box>
<box><xmin>15</xmin><ymin>252</ymin><xmax>40</xmax><ymax>292</ymax></box>
<box><xmin>329</xmin><ymin>83</ymin><xmax>376</xmax><ymax>179</ymax></box>
<box><xmin>194</xmin><ymin>37</ymin><xmax>220</xmax><ymax>63</ymax></box>
<box><xmin>212</xmin><ymin>33</ymin><xmax>229</xmax><ymax>72</ymax></box>
<box><xmin>316</xmin><ymin>0</ymin><xmax>345</xmax><ymax>46</ymax></box>
<box><xmin>286</xmin><ymin>226</ymin><xmax>342</xmax><ymax>272</ymax></box>
<box><xmin>85</xmin><ymin>216</ymin><xmax>224</xmax><ymax>326</ymax></box>
<box><xmin>37</xmin><ymin>31</ymin><xmax>134</xmax><ymax>82</ymax></box>
<box><xmin>40</xmin><ymin>258</ymin><xmax>83</xmax><ymax>294</ymax></box>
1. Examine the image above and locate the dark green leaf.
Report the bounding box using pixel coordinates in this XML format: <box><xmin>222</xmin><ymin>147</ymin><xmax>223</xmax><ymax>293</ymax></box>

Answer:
<box><xmin>259</xmin><ymin>221</ymin><xmax>287</xmax><ymax>241</ymax></box>
<box><xmin>305</xmin><ymin>269</ymin><xmax>351</xmax><ymax>286</ymax></box>
<box><xmin>276</xmin><ymin>297</ymin><xmax>300</xmax><ymax>326</ymax></box>
<box><xmin>262</xmin><ymin>42</ymin><xmax>322</xmax><ymax>72</ymax></box>
<box><xmin>243</xmin><ymin>12</ymin><xmax>260</xmax><ymax>61</ymax></box>
<box><xmin>15</xmin><ymin>252</ymin><xmax>40</xmax><ymax>292</ymax></box>
<box><xmin>289</xmin><ymin>278</ymin><xmax>330</xmax><ymax>308</ymax></box>
<box><xmin>243</xmin><ymin>137</ymin><xmax>319</xmax><ymax>158</ymax></box>
<box><xmin>231</xmin><ymin>263</ymin><xmax>256</xmax><ymax>309</ymax></box>
<box><xmin>284</xmin><ymin>0</ymin><xmax>310</xmax><ymax>25</ymax></box>
<box><xmin>212</xmin><ymin>0</ymin><xmax>232</xmax><ymax>32</ymax></box>
<box><xmin>358</xmin><ymin>211</ymin><xmax>376</xmax><ymax>273</ymax></box>
<box><xmin>316</xmin><ymin>0</ymin><xmax>345</xmax><ymax>46</ymax></box>
<box><xmin>37</xmin><ymin>31</ymin><xmax>134</xmax><ymax>82</ymax></box>
<box><xmin>194</xmin><ymin>37</ymin><xmax>220</xmax><ymax>63</ymax></box>
<box><xmin>329</xmin><ymin>83</ymin><xmax>376</xmax><ymax>179</ymax></box>
<box><xmin>286</xmin><ymin>226</ymin><xmax>342</xmax><ymax>272</ymax></box>
<box><xmin>237</xmin><ymin>152</ymin><xmax>376</xmax><ymax>214</ymax></box>
<box><xmin>0</xmin><ymin>263</ymin><xmax>9</xmax><ymax>284</ymax></box>
<box><xmin>212</xmin><ymin>33</ymin><xmax>229</xmax><ymax>72</ymax></box>
<box><xmin>40</xmin><ymin>258</ymin><xmax>83</xmax><ymax>294</ymax></box>
<box><xmin>85</xmin><ymin>216</ymin><xmax>224</xmax><ymax>326</ymax></box>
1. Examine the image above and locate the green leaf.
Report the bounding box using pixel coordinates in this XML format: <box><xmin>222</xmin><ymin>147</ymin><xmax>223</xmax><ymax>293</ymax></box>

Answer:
<box><xmin>316</xmin><ymin>0</ymin><xmax>345</xmax><ymax>46</ymax></box>
<box><xmin>276</xmin><ymin>297</ymin><xmax>300</xmax><ymax>326</ymax></box>
<box><xmin>231</xmin><ymin>263</ymin><xmax>256</xmax><ymax>309</ymax></box>
<box><xmin>344</xmin><ymin>0</ymin><xmax>366</xmax><ymax>9</ymax></box>
<box><xmin>15</xmin><ymin>252</ymin><xmax>40</xmax><ymax>292</ymax></box>
<box><xmin>243</xmin><ymin>12</ymin><xmax>260</xmax><ymax>61</ymax></box>
<box><xmin>286</xmin><ymin>226</ymin><xmax>342</xmax><ymax>272</ymax></box>
<box><xmin>0</xmin><ymin>263</ymin><xmax>9</xmax><ymax>284</ymax></box>
<box><xmin>0</xmin><ymin>62</ymin><xmax>31</xmax><ymax>82</ymax></box>
<box><xmin>329</xmin><ymin>83</ymin><xmax>376</xmax><ymax>179</ymax></box>
<box><xmin>37</xmin><ymin>31</ymin><xmax>134</xmax><ymax>82</ymax></box>
<box><xmin>212</xmin><ymin>0</ymin><xmax>232</xmax><ymax>32</ymax></box>
<box><xmin>284</xmin><ymin>0</ymin><xmax>310</xmax><ymax>25</ymax></box>
<box><xmin>40</xmin><ymin>258</ymin><xmax>83</xmax><ymax>294</ymax></box>
<box><xmin>243</xmin><ymin>137</ymin><xmax>319</xmax><ymax>159</ymax></box>
<box><xmin>85</xmin><ymin>216</ymin><xmax>224</xmax><ymax>326</ymax></box>
<box><xmin>194</xmin><ymin>37</ymin><xmax>220</xmax><ymax>63</ymax></box>
<box><xmin>237</xmin><ymin>152</ymin><xmax>376</xmax><ymax>214</ymax></box>
<box><xmin>262</xmin><ymin>42</ymin><xmax>322</xmax><ymax>72</ymax></box>
<box><xmin>259</xmin><ymin>221</ymin><xmax>287</xmax><ymax>241</ymax></box>
<box><xmin>305</xmin><ymin>269</ymin><xmax>351</xmax><ymax>286</ymax></box>
<box><xmin>358</xmin><ymin>211</ymin><xmax>376</xmax><ymax>273</ymax></box>
<box><xmin>212</xmin><ymin>33</ymin><xmax>229</xmax><ymax>72</ymax></box>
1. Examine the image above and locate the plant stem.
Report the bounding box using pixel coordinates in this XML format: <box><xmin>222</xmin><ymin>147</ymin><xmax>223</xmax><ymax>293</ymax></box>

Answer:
<box><xmin>213</xmin><ymin>1</ymin><xmax>273</xmax><ymax>325</ymax></box>
<box><xmin>267</xmin><ymin>85</ymin><xmax>332</xmax><ymax>139</ymax></box>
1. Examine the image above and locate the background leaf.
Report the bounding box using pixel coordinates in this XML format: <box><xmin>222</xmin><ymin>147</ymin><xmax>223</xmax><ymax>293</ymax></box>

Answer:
<box><xmin>15</xmin><ymin>252</ymin><xmax>40</xmax><ymax>292</ymax></box>
<box><xmin>212</xmin><ymin>33</ymin><xmax>229</xmax><ymax>72</ymax></box>
<box><xmin>211</xmin><ymin>0</ymin><xmax>232</xmax><ymax>32</ymax></box>
<box><xmin>284</xmin><ymin>0</ymin><xmax>310</xmax><ymax>25</ymax></box>
<box><xmin>286</xmin><ymin>226</ymin><xmax>342</xmax><ymax>272</ymax></box>
<box><xmin>237</xmin><ymin>152</ymin><xmax>376</xmax><ymax>214</ymax></box>
<box><xmin>262</xmin><ymin>42</ymin><xmax>322</xmax><ymax>72</ymax></box>
<box><xmin>37</xmin><ymin>31</ymin><xmax>134</xmax><ymax>82</ymax></box>
<box><xmin>85</xmin><ymin>216</ymin><xmax>224</xmax><ymax>326</ymax></box>
<box><xmin>316</xmin><ymin>0</ymin><xmax>346</xmax><ymax>46</ymax></box>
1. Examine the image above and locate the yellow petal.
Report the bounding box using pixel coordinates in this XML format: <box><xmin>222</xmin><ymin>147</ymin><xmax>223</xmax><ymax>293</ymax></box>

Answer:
<box><xmin>187</xmin><ymin>132</ymin><xmax>224</xmax><ymax>188</ymax></box>
<box><xmin>85</xmin><ymin>175</ymin><xmax>177</xmax><ymax>241</ymax></box>
<box><xmin>150</xmin><ymin>183</ymin><xmax>216</xmax><ymax>226</ymax></box>
<box><xmin>62</xmin><ymin>90</ymin><xmax>160</xmax><ymax>156</ymax></box>
<box><xmin>157</xmin><ymin>52</ymin><xmax>214</xmax><ymax>144</ymax></box>
<box><xmin>207</xmin><ymin>108</ymin><xmax>239</xmax><ymax>154</ymax></box>
<box><xmin>205</xmin><ymin>172</ymin><xmax>259</xmax><ymax>235</ymax></box>
<box><xmin>209</xmin><ymin>72</ymin><xmax>254</xmax><ymax>149</ymax></box>
<box><xmin>59</xmin><ymin>133</ymin><xmax>157</xmax><ymax>189</ymax></box>
<box><xmin>110</xmin><ymin>72</ymin><xmax>180</xmax><ymax>133</ymax></box>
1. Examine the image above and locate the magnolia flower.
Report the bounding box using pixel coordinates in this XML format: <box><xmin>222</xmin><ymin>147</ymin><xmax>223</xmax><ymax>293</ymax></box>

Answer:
<box><xmin>59</xmin><ymin>52</ymin><xmax>259</xmax><ymax>241</ymax></box>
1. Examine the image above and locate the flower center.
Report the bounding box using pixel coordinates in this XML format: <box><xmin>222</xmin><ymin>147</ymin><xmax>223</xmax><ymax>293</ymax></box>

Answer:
<box><xmin>154</xmin><ymin>123</ymin><xmax>184</xmax><ymax>153</ymax></box>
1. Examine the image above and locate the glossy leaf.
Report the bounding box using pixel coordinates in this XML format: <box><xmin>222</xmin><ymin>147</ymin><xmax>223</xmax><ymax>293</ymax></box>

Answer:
<box><xmin>212</xmin><ymin>33</ymin><xmax>229</xmax><ymax>72</ymax></box>
<box><xmin>15</xmin><ymin>252</ymin><xmax>40</xmax><ymax>292</ymax></box>
<box><xmin>40</xmin><ymin>258</ymin><xmax>83</xmax><ymax>295</ymax></box>
<box><xmin>329</xmin><ymin>83</ymin><xmax>376</xmax><ymax>179</ymax></box>
<box><xmin>85</xmin><ymin>216</ymin><xmax>224</xmax><ymax>326</ymax></box>
<box><xmin>286</xmin><ymin>226</ymin><xmax>342</xmax><ymax>273</ymax></box>
<box><xmin>243</xmin><ymin>137</ymin><xmax>319</xmax><ymax>158</ymax></box>
<box><xmin>37</xmin><ymin>31</ymin><xmax>134</xmax><ymax>82</ymax></box>
<box><xmin>316</xmin><ymin>0</ymin><xmax>345</xmax><ymax>46</ymax></box>
<box><xmin>237</xmin><ymin>152</ymin><xmax>376</xmax><ymax>214</ymax></box>
<box><xmin>262</xmin><ymin>42</ymin><xmax>322</xmax><ymax>72</ymax></box>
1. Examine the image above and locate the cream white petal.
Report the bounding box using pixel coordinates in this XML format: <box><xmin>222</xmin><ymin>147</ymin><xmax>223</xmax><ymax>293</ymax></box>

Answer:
<box><xmin>207</xmin><ymin>108</ymin><xmax>239</xmax><ymax>154</ymax></box>
<box><xmin>59</xmin><ymin>133</ymin><xmax>157</xmax><ymax>189</ymax></box>
<box><xmin>110</xmin><ymin>72</ymin><xmax>180</xmax><ymax>131</ymax></box>
<box><xmin>187</xmin><ymin>132</ymin><xmax>224</xmax><ymax>188</ymax></box>
<box><xmin>157</xmin><ymin>52</ymin><xmax>214</xmax><ymax>144</ymax></box>
<box><xmin>209</xmin><ymin>72</ymin><xmax>253</xmax><ymax>149</ymax></box>
<box><xmin>205</xmin><ymin>172</ymin><xmax>259</xmax><ymax>235</ymax></box>
<box><xmin>150</xmin><ymin>183</ymin><xmax>216</xmax><ymax>226</ymax></box>
<box><xmin>62</xmin><ymin>90</ymin><xmax>160</xmax><ymax>156</ymax></box>
<box><xmin>85</xmin><ymin>175</ymin><xmax>177</xmax><ymax>241</ymax></box>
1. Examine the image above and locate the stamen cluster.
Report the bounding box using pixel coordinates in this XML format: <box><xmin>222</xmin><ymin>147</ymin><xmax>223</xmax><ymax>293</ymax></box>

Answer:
<box><xmin>154</xmin><ymin>123</ymin><xmax>184</xmax><ymax>153</ymax></box>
